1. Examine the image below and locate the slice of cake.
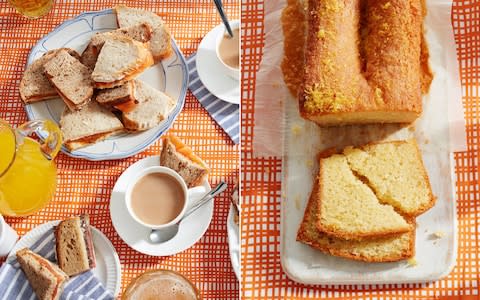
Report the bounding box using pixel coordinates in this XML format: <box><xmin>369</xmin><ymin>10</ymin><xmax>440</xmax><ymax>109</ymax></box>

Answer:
<box><xmin>297</xmin><ymin>183</ymin><xmax>415</xmax><ymax>262</ymax></box>
<box><xmin>17</xmin><ymin>248</ymin><xmax>69</xmax><ymax>300</ymax></box>
<box><xmin>54</xmin><ymin>214</ymin><xmax>96</xmax><ymax>276</ymax></box>
<box><xmin>343</xmin><ymin>139</ymin><xmax>435</xmax><ymax>217</ymax></box>
<box><xmin>316</xmin><ymin>153</ymin><xmax>411</xmax><ymax>240</ymax></box>
<box><xmin>160</xmin><ymin>135</ymin><xmax>209</xmax><ymax>188</ymax></box>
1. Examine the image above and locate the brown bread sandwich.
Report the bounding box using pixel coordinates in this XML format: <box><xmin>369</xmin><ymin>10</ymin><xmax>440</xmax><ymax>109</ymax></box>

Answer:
<box><xmin>54</xmin><ymin>214</ymin><xmax>96</xmax><ymax>276</ymax></box>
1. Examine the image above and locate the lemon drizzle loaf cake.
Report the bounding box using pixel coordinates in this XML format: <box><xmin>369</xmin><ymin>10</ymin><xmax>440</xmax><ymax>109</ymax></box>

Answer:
<box><xmin>299</xmin><ymin>0</ymin><xmax>427</xmax><ymax>126</ymax></box>
<box><xmin>315</xmin><ymin>153</ymin><xmax>411</xmax><ymax>240</ymax></box>
<box><xmin>297</xmin><ymin>181</ymin><xmax>415</xmax><ymax>262</ymax></box>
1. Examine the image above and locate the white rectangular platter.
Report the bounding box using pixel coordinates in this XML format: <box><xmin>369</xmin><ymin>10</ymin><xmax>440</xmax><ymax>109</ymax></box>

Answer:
<box><xmin>280</xmin><ymin>2</ymin><xmax>458</xmax><ymax>284</ymax></box>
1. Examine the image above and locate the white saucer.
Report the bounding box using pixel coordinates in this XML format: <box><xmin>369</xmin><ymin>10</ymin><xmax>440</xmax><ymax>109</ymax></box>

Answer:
<box><xmin>196</xmin><ymin>23</ymin><xmax>240</xmax><ymax>104</ymax></box>
<box><xmin>227</xmin><ymin>204</ymin><xmax>240</xmax><ymax>280</ymax></box>
<box><xmin>109</xmin><ymin>156</ymin><xmax>213</xmax><ymax>256</ymax></box>
<box><xmin>8</xmin><ymin>221</ymin><xmax>122</xmax><ymax>296</ymax></box>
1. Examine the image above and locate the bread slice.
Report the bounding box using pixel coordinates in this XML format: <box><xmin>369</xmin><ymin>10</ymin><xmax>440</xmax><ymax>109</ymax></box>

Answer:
<box><xmin>297</xmin><ymin>182</ymin><xmax>415</xmax><ymax>262</ymax></box>
<box><xmin>60</xmin><ymin>101</ymin><xmax>124</xmax><ymax>151</ymax></box>
<box><xmin>344</xmin><ymin>139</ymin><xmax>435</xmax><ymax>217</ymax></box>
<box><xmin>115</xmin><ymin>5</ymin><xmax>173</xmax><ymax>62</ymax></box>
<box><xmin>122</xmin><ymin>80</ymin><xmax>176</xmax><ymax>130</ymax></box>
<box><xmin>16</xmin><ymin>248</ymin><xmax>69</xmax><ymax>300</ymax></box>
<box><xmin>81</xmin><ymin>23</ymin><xmax>152</xmax><ymax>70</ymax></box>
<box><xmin>160</xmin><ymin>135</ymin><xmax>209</xmax><ymax>188</ymax></box>
<box><xmin>96</xmin><ymin>80</ymin><xmax>137</xmax><ymax>112</ymax></box>
<box><xmin>19</xmin><ymin>48</ymin><xmax>80</xmax><ymax>104</ymax></box>
<box><xmin>316</xmin><ymin>153</ymin><xmax>411</xmax><ymax>240</ymax></box>
<box><xmin>55</xmin><ymin>214</ymin><xmax>96</xmax><ymax>276</ymax></box>
<box><xmin>43</xmin><ymin>49</ymin><xmax>93</xmax><ymax>111</ymax></box>
<box><xmin>91</xmin><ymin>36</ymin><xmax>154</xmax><ymax>89</ymax></box>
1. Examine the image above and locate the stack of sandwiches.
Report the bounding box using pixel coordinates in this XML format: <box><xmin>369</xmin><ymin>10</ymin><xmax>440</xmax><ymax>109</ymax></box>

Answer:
<box><xmin>297</xmin><ymin>140</ymin><xmax>435</xmax><ymax>262</ymax></box>
<box><xmin>19</xmin><ymin>5</ymin><xmax>177</xmax><ymax>151</ymax></box>
<box><xmin>16</xmin><ymin>215</ymin><xmax>97</xmax><ymax>300</ymax></box>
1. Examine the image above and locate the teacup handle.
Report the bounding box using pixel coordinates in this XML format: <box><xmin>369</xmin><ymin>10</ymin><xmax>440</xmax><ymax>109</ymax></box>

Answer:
<box><xmin>16</xmin><ymin>120</ymin><xmax>62</xmax><ymax>160</ymax></box>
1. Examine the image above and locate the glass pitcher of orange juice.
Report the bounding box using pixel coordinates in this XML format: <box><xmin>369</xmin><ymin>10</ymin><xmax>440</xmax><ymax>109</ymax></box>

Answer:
<box><xmin>0</xmin><ymin>119</ymin><xmax>62</xmax><ymax>216</ymax></box>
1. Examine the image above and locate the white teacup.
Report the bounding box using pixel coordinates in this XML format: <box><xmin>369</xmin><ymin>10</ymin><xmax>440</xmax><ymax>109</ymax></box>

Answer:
<box><xmin>216</xmin><ymin>19</ymin><xmax>240</xmax><ymax>81</ymax></box>
<box><xmin>0</xmin><ymin>215</ymin><xmax>18</xmax><ymax>257</ymax></box>
<box><xmin>125</xmin><ymin>166</ymin><xmax>189</xmax><ymax>230</ymax></box>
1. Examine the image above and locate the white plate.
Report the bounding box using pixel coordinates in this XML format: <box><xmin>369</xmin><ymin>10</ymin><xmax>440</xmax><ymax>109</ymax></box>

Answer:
<box><xmin>8</xmin><ymin>221</ymin><xmax>122</xmax><ymax>296</ymax></box>
<box><xmin>227</xmin><ymin>204</ymin><xmax>240</xmax><ymax>280</ymax></box>
<box><xmin>196</xmin><ymin>23</ymin><xmax>240</xmax><ymax>104</ymax></box>
<box><xmin>24</xmin><ymin>9</ymin><xmax>188</xmax><ymax>160</ymax></box>
<box><xmin>109</xmin><ymin>156</ymin><xmax>213</xmax><ymax>256</ymax></box>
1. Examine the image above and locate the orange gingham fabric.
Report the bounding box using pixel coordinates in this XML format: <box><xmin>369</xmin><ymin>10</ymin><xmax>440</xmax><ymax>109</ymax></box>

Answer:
<box><xmin>0</xmin><ymin>1</ymin><xmax>239</xmax><ymax>299</ymax></box>
<box><xmin>241</xmin><ymin>0</ymin><xmax>480</xmax><ymax>299</ymax></box>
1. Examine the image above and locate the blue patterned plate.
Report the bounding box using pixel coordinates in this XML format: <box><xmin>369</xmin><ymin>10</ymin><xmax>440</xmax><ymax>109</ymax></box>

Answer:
<box><xmin>24</xmin><ymin>9</ymin><xmax>188</xmax><ymax>160</ymax></box>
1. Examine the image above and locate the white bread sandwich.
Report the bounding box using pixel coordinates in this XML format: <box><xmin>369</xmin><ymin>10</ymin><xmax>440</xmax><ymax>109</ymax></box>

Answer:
<box><xmin>95</xmin><ymin>80</ymin><xmax>137</xmax><ymax>113</ymax></box>
<box><xmin>54</xmin><ymin>214</ymin><xmax>96</xmax><ymax>276</ymax></box>
<box><xmin>115</xmin><ymin>5</ymin><xmax>173</xmax><ymax>62</ymax></box>
<box><xmin>19</xmin><ymin>48</ymin><xmax>80</xmax><ymax>104</ymax></box>
<box><xmin>16</xmin><ymin>248</ymin><xmax>69</xmax><ymax>300</ymax></box>
<box><xmin>91</xmin><ymin>36</ymin><xmax>154</xmax><ymax>89</ymax></box>
<box><xmin>160</xmin><ymin>135</ymin><xmax>209</xmax><ymax>188</ymax></box>
<box><xmin>122</xmin><ymin>80</ymin><xmax>176</xmax><ymax>130</ymax></box>
<box><xmin>59</xmin><ymin>101</ymin><xmax>124</xmax><ymax>151</ymax></box>
<box><xmin>43</xmin><ymin>49</ymin><xmax>93</xmax><ymax>111</ymax></box>
<box><xmin>81</xmin><ymin>23</ymin><xmax>152</xmax><ymax>70</ymax></box>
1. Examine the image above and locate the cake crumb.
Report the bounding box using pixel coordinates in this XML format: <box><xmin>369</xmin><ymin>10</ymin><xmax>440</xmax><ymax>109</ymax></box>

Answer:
<box><xmin>294</xmin><ymin>194</ymin><xmax>301</xmax><ymax>210</ymax></box>
<box><xmin>305</xmin><ymin>159</ymin><xmax>314</xmax><ymax>168</ymax></box>
<box><xmin>291</xmin><ymin>124</ymin><xmax>302</xmax><ymax>136</ymax></box>
<box><xmin>407</xmin><ymin>257</ymin><xmax>417</xmax><ymax>267</ymax></box>
<box><xmin>432</xmin><ymin>231</ymin><xmax>445</xmax><ymax>239</ymax></box>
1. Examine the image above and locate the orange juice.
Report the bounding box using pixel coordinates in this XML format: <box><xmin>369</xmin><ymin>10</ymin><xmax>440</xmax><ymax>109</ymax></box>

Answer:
<box><xmin>0</xmin><ymin>137</ymin><xmax>57</xmax><ymax>216</ymax></box>
<box><xmin>8</xmin><ymin>0</ymin><xmax>53</xmax><ymax>19</ymax></box>
<box><xmin>0</xmin><ymin>125</ymin><xmax>16</xmax><ymax>176</ymax></box>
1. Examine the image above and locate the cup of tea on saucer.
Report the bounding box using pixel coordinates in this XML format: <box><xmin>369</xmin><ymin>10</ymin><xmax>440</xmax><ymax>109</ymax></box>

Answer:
<box><xmin>125</xmin><ymin>166</ymin><xmax>189</xmax><ymax>231</ymax></box>
<box><xmin>216</xmin><ymin>20</ymin><xmax>240</xmax><ymax>80</ymax></box>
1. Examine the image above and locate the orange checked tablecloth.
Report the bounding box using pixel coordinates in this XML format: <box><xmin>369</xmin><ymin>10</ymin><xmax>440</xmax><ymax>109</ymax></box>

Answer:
<box><xmin>0</xmin><ymin>1</ymin><xmax>239</xmax><ymax>298</ymax></box>
<box><xmin>242</xmin><ymin>0</ymin><xmax>480</xmax><ymax>299</ymax></box>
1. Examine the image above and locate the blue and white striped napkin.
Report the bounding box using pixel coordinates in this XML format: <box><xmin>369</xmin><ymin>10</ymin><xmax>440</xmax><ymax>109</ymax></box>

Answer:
<box><xmin>0</xmin><ymin>228</ymin><xmax>113</xmax><ymax>300</ymax></box>
<box><xmin>187</xmin><ymin>53</ymin><xmax>240</xmax><ymax>144</ymax></box>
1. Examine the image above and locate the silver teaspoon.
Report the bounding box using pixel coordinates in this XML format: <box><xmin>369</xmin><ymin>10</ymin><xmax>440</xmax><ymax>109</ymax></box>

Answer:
<box><xmin>149</xmin><ymin>181</ymin><xmax>229</xmax><ymax>244</ymax></box>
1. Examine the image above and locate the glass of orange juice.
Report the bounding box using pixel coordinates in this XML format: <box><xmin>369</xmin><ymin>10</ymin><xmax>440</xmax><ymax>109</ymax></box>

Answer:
<box><xmin>8</xmin><ymin>0</ymin><xmax>53</xmax><ymax>19</ymax></box>
<box><xmin>0</xmin><ymin>119</ymin><xmax>62</xmax><ymax>216</ymax></box>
